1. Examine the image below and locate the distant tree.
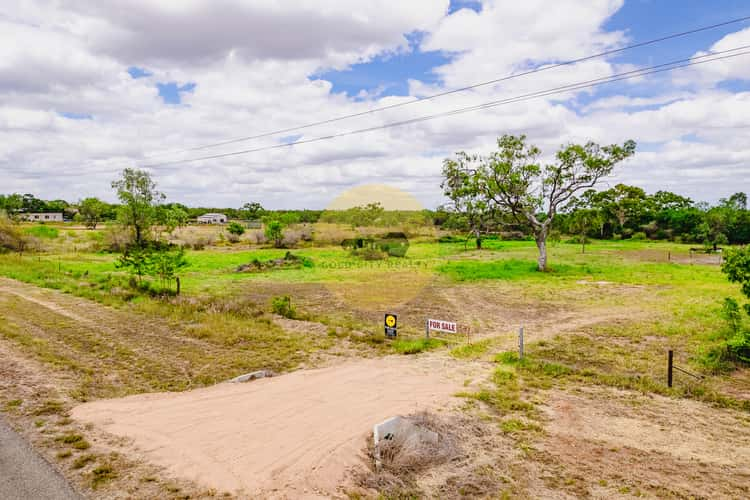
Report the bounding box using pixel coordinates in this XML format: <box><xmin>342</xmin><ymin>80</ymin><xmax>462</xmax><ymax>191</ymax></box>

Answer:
<box><xmin>78</xmin><ymin>197</ymin><xmax>107</xmax><ymax>229</ymax></box>
<box><xmin>265</xmin><ymin>220</ymin><xmax>284</xmax><ymax>248</ymax></box>
<box><xmin>569</xmin><ymin>209</ymin><xmax>601</xmax><ymax>254</ymax></box>
<box><xmin>111</xmin><ymin>168</ymin><xmax>164</xmax><ymax>247</ymax></box>
<box><xmin>22</xmin><ymin>193</ymin><xmax>45</xmax><ymax>213</ymax></box>
<box><xmin>227</xmin><ymin>221</ymin><xmax>246</xmax><ymax>236</ymax></box>
<box><xmin>441</xmin><ymin>161</ymin><xmax>494</xmax><ymax>249</ymax></box>
<box><xmin>0</xmin><ymin>194</ymin><xmax>23</xmax><ymax>215</ymax></box>
<box><xmin>721</xmin><ymin>192</ymin><xmax>747</xmax><ymax>211</ymax></box>
<box><xmin>698</xmin><ymin>210</ymin><xmax>729</xmax><ymax>251</ymax></box>
<box><xmin>348</xmin><ymin>203</ymin><xmax>385</xmax><ymax>228</ymax></box>
<box><xmin>241</xmin><ymin>202</ymin><xmax>264</xmax><ymax>219</ymax></box>
<box><xmin>45</xmin><ymin>199</ymin><xmax>69</xmax><ymax>213</ymax></box>
<box><xmin>442</xmin><ymin>135</ymin><xmax>635</xmax><ymax>270</ymax></box>
<box><xmin>650</xmin><ymin>190</ymin><xmax>693</xmax><ymax>212</ymax></box>
<box><xmin>157</xmin><ymin>206</ymin><xmax>188</xmax><ymax>235</ymax></box>
<box><xmin>592</xmin><ymin>184</ymin><xmax>648</xmax><ymax>236</ymax></box>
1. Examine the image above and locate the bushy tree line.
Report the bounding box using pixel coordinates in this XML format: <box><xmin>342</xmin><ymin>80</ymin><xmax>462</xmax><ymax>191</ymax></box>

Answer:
<box><xmin>437</xmin><ymin>138</ymin><xmax>749</xmax><ymax>254</ymax></box>
<box><xmin>555</xmin><ymin>186</ymin><xmax>749</xmax><ymax>247</ymax></box>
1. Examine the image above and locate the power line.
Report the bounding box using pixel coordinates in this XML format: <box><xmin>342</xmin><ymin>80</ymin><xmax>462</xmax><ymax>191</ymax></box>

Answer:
<box><xmin>141</xmin><ymin>15</ymin><xmax>750</xmax><ymax>160</ymax></box>
<box><xmin>141</xmin><ymin>46</ymin><xmax>750</xmax><ymax>168</ymax></box>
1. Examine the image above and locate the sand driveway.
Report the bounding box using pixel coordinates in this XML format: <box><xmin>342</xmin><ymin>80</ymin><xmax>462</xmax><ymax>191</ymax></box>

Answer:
<box><xmin>71</xmin><ymin>356</ymin><xmax>463</xmax><ymax>498</ymax></box>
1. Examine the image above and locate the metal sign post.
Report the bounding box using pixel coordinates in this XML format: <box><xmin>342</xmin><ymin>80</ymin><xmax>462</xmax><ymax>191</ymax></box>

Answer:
<box><xmin>519</xmin><ymin>326</ymin><xmax>524</xmax><ymax>359</ymax></box>
<box><xmin>668</xmin><ymin>350</ymin><xmax>673</xmax><ymax>387</ymax></box>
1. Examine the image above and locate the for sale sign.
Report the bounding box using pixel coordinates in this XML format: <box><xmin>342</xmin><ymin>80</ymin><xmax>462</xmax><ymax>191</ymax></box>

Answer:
<box><xmin>427</xmin><ymin>318</ymin><xmax>457</xmax><ymax>334</ymax></box>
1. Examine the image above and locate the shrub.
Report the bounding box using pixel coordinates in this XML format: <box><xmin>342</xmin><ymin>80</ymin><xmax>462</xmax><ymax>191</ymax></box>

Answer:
<box><xmin>265</xmin><ymin>220</ymin><xmax>284</xmax><ymax>248</ymax></box>
<box><xmin>250</xmin><ymin>230</ymin><xmax>267</xmax><ymax>245</ymax></box>
<box><xmin>271</xmin><ymin>295</ymin><xmax>296</xmax><ymax>319</ymax></box>
<box><xmin>282</xmin><ymin>230</ymin><xmax>301</xmax><ymax>247</ymax></box>
<box><xmin>719</xmin><ymin>248</ymin><xmax>750</xmax><ymax>363</ymax></box>
<box><xmin>358</xmin><ymin>247</ymin><xmax>386</xmax><ymax>260</ymax></box>
<box><xmin>631</xmin><ymin>231</ymin><xmax>647</xmax><ymax>240</ymax></box>
<box><xmin>227</xmin><ymin>222</ymin><xmax>245</xmax><ymax>236</ymax></box>
<box><xmin>102</xmin><ymin>225</ymin><xmax>132</xmax><ymax>253</ymax></box>
<box><xmin>191</xmin><ymin>238</ymin><xmax>208</xmax><ymax>250</ymax></box>
<box><xmin>0</xmin><ymin>216</ymin><xmax>31</xmax><ymax>253</ymax></box>
<box><xmin>226</xmin><ymin>232</ymin><xmax>241</xmax><ymax>243</ymax></box>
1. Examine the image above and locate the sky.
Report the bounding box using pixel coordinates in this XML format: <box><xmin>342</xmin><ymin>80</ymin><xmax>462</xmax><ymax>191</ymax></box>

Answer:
<box><xmin>1</xmin><ymin>0</ymin><xmax>749</xmax><ymax>209</ymax></box>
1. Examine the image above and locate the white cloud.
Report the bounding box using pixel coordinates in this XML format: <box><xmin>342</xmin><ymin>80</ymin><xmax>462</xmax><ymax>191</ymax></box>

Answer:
<box><xmin>0</xmin><ymin>0</ymin><xmax>748</xmax><ymax>208</ymax></box>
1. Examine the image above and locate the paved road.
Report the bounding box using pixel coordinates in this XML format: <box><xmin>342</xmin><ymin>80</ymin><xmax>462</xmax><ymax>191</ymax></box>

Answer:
<box><xmin>0</xmin><ymin>416</ymin><xmax>81</xmax><ymax>500</ymax></box>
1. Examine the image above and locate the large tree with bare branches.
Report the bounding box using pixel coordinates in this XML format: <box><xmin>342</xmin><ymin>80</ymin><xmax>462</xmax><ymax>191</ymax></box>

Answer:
<box><xmin>442</xmin><ymin>135</ymin><xmax>636</xmax><ymax>271</ymax></box>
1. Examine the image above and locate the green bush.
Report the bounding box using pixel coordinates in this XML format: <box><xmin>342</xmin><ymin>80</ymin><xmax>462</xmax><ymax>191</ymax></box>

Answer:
<box><xmin>718</xmin><ymin>248</ymin><xmax>750</xmax><ymax>363</ymax></box>
<box><xmin>631</xmin><ymin>231</ymin><xmax>647</xmax><ymax>241</ymax></box>
<box><xmin>227</xmin><ymin>222</ymin><xmax>245</xmax><ymax>236</ymax></box>
<box><xmin>271</xmin><ymin>295</ymin><xmax>296</xmax><ymax>319</ymax></box>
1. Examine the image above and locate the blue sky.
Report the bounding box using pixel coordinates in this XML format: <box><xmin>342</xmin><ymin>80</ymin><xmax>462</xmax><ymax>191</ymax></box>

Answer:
<box><xmin>317</xmin><ymin>0</ymin><xmax>749</xmax><ymax>104</ymax></box>
<box><xmin>313</xmin><ymin>32</ymin><xmax>452</xmax><ymax>99</ymax></box>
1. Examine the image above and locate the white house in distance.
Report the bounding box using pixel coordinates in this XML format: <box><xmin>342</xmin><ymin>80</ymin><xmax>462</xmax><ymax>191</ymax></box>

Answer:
<box><xmin>197</xmin><ymin>213</ymin><xmax>228</xmax><ymax>224</ymax></box>
<box><xmin>23</xmin><ymin>212</ymin><xmax>64</xmax><ymax>222</ymax></box>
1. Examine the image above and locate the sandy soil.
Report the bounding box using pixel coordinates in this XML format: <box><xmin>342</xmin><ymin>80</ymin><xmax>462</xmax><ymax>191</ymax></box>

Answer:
<box><xmin>71</xmin><ymin>356</ymin><xmax>467</xmax><ymax>499</ymax></box>
<box><xmin>539</xmin><ymin>387</ymin><xmax>750</xmax><ymax>498</ymax></box>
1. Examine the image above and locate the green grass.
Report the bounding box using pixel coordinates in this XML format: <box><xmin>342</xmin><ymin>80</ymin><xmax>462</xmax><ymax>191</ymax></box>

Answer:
<box><xmin>72</xmin><ymin>454</ymin><xmax>95</xmax><ymax>469</ymax></box>
<box><xmin>55</xmin><ymin>433</ymin><xmax>90</xmax><ymax>450</ymax></box>
<box><xmin>0</xmin><ymin>237</ymin><xmax>745</xmax><ymax>408</ymax></box>
<box><xmin>451</xmin><ymin>339</ymin><xmax>492</xmax><ymax>359</ymax></box>
<box><xmin>24</xmin><ymin>225</ymin><xmax>59</xmax><ymax>239</ymax></box>
<box><xmin>391</xmin><ymin>338</ymin><xmax>444</xmax><ymax>354</ymax></box>
<box><xmin>91</xmin><ymin>464</ymin><xmax>116</xmax><ymax>489</ymax></box>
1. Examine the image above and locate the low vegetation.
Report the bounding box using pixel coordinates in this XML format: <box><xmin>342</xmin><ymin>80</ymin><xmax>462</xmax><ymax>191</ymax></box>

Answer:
<box><xmin>1</xmin><ymin>167</ymin><xmax>748</xmax><ymax>498</ymax></box>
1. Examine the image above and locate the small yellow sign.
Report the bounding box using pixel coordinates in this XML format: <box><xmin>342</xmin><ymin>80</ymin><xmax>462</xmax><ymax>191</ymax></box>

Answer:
<box><xmin>385</xmin><ymin>314</ymin><xmax>397</xmax><ymax>328</ymax></box>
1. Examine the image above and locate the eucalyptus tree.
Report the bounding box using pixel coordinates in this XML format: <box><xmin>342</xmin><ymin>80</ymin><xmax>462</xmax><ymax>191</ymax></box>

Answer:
<box><xmin>443</xmin><ymin>134</ymin><xmax>635</xmax><ymax>271</ymax></box>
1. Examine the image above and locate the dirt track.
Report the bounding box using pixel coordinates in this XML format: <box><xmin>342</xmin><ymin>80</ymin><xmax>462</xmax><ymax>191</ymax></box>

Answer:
<box><xmin>71</xmin><ymin>356</ymin><xmax>466</xmax><ymax>498</ymax></box>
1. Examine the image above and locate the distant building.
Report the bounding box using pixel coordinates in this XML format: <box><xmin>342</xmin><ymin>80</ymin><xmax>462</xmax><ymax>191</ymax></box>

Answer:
<box><xmin>23</xmin><ymin>212</ymin><xmax>64</xmax><ymax>222</ymax></box>
<box><xmin>197</xmin><ymin>213</ymin><xmax>228</xmax><ymax>224</ymax></box>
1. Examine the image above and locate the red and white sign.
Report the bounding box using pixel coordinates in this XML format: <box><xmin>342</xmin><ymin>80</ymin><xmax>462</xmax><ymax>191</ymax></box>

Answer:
<box><xmin>427</xmin><ymin>318</ymin><xmax>457</xmax><ymax>334</ymax></box>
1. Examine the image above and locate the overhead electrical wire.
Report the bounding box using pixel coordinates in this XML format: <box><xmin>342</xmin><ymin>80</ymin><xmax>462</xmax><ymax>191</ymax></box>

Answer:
<box><xmin>140</xmin><ymin>46</ymin><xmax>750</xmax><ymax>168</ymax></box>
<box><xmin>140</xmin><ymin>15</ymin><xmax>750</xmax><ymax>160</ymax></box>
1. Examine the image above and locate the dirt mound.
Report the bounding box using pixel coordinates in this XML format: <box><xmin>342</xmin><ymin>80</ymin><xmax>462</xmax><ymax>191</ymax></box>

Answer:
<box><xmin>236</xmin><ymin>251</ymin><xmax>311</xmax><ymax>272</ymax></box>
<box><xmin>356</xmin><ymin>412</ymin><xmax>462</xmax><ymax>496</ymax></box>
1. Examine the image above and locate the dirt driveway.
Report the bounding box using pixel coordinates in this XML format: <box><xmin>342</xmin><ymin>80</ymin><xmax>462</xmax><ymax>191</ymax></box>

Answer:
<box><xmin>71</xmin><ymin>356</ymin><xmax>467</xmax><ymax>498</ymax></box>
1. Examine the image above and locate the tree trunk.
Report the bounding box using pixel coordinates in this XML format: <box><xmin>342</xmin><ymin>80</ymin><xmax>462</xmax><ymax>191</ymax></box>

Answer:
<box><xmin>535</xmin><ymin>234</ymin><xmax>548</xmax><ymax>271</ymax></box>
<box><xmin>475</xmin><ymin>231</ymin><xmax>482</xmax><ymax>250</ymax></box>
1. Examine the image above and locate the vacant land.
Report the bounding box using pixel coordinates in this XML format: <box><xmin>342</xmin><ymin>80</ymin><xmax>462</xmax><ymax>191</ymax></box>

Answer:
<box><xmin>0</xmin><ymin>226</ymin><xmax>748</xmax><ymax>498</ymax></box>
